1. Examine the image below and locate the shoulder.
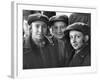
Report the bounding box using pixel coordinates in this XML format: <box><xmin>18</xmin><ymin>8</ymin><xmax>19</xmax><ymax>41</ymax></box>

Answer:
<box><xmin>79</xmin><ymin>45</ymin><xmax>91</xmax><ymax>66</ymax></box>
<box><xmin>82</xmin><ymin>53</ymin><xmax>91</xmax><ymax>66</ymax></box>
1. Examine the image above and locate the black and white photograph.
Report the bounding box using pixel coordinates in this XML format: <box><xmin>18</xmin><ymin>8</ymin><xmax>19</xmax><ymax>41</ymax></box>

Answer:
<box><xmin>23</xmin><ymin>10</ymin><xmax>91</xmax><ymax>69</ymax></box>
<box><xmin>11</xmin><ymin>2</ymin><xmax>96</xmax><ymax>78</ymax></box>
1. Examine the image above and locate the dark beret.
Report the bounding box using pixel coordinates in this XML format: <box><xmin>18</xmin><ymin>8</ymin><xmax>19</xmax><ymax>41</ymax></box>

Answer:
<box><xmin>28</xmin><ymin>13</ymin><xmax>49</xmax><ymax>25</ymax></box>
<box><xmin>65</xmin><ymin>22</ymin><xmax>90</xmax><ymax>35</ymax></box>
<box><xmin>49</xmin><ymin>15</ymin><xmax>68</xmax><ymax>26</ymax></box>
<box><xmin>69</xmin><ymin>13</ymin><xmax>91</xmax><ymax>27</ymax></box>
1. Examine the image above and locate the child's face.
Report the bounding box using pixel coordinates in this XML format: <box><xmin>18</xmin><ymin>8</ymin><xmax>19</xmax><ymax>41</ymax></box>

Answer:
<box><xmin>69</xmin><ymin>30</ymin><xmax>85</xmax><ymax>50</ymax></box>
<box><xmin>31</xmin><ymin>21</ymin><xmax>48</xmax><ymax>40</ymax></box>
<box><xmin>52</xmin><ymin>21</ymin><xmax>66</xmax><ymax>39</ymax></box>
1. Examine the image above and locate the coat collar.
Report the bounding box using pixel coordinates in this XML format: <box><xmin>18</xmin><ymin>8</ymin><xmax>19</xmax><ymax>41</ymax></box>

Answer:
<box><xmin>74</xmin><ymin>44</ymin><xmax>90</xmax><ymax>58</ymax></box>
<box><xmin>23</xmin><ymin>36</ymin><xmax>51</xmax><ymax>49</ymax></box>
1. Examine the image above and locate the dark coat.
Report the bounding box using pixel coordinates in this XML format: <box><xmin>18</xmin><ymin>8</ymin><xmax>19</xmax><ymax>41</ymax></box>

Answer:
<box><xmin>65</xmin><ymin>45</ymin><xmax>91</xmax><ymax>67</ymax></box>
<box><xmin>52</xmin><ymin>36</ymin><xmax>72</xmax><ymax>67</ymax></box>
<box><xmin>23</xmin><ymin>36</ymin><xmax>60</xmax><ymax>69</ymax></box>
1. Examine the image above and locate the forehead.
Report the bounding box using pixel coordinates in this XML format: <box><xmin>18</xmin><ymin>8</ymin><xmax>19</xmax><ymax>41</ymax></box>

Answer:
<box><xmin>69</xmin><ymin>30</ymin><xmax>83</xmax><ymax>35</ymax></box>
<box><xmin>53</xmin><ymin>21</ymin><xmax>66</xmax><ymax>26</ymax></box>
<box><xmin>31</xmin><ymin>21</ymin><xmax>47</xmax><ymax>25</ymax></box>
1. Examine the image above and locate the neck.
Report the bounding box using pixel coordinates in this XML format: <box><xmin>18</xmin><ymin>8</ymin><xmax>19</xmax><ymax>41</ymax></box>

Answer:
<box><xmin>31</xmin><ymin>37</ymin><xmax>45</xmax><ymax>47</ymax></box>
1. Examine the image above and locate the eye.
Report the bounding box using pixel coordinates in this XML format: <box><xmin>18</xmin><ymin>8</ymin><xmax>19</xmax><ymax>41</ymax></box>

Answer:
<box><xmin>76</xmin><ymin>35</ymin><xmax>80</xmax><ymax>38</ymax></box>
<box><xmin>42</xmin><ymin>24</ymin><xmax>47</xmax><ymax>28</ymax></box>
<box><xmin>54</xmin><ymin>26</ymin><xmax>58</xmax><ymax>29</ymax></box>
<box><xmin>61</xmin><ymin>26</ymin><xmax>65</xmax><ymax>29</ymax></box>
<box><xmin>35</xmin><ymin>24</ymin><xmax>39</xmax><ymax>28</ymax></box>
<box><xmin>70</xmin><ymin>36</ymin><xmax>73</xmax><ymax>39</ymax></box>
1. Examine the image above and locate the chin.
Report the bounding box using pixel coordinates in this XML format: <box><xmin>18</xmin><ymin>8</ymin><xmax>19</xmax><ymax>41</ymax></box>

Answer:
<box><xmin>56</xmin><ymin>35</ymin><xmax>63</xmax><ymax>39</ymax></box>
<box><xmin>74</xmin><ymin>47</ymin><xmax>82</xmax><ymax>51</ymax></box>
<box><xmin>74</xmin><ymin>48</ymin><xmax>79</xmax><ymax>50</ymax></box>
<box><xmin>36</xmin><ymin>36</ymin><xmax>43</xmax><ymax>40</ymax></box>
<box><xmin>72</xmin><ymin>46</ymin><xmax>79</xmax><ymax>50</ymax></box>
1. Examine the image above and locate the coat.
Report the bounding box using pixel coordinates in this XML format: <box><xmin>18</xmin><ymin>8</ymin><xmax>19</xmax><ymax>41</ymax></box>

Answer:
<box><xmin>52</xmin><ymin>36</ymin><xmax>72</xmax><ymax>67</ymax></box>
<box><xmin>23</xmin><ymin>36</ymin><xmax>60</xmax><ymax>69</ymax></box>
<box><xmin>65</xmin><ymin>44</ymin><xmax>91</xmax><ymax>67</ymax></box>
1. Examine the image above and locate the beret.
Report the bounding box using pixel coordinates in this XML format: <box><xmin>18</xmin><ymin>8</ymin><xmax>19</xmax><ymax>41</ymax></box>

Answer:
<box><xmin>28</xmin><ymin>13</ymin><xmax>49</xmax><ymax>25</ymax></box>
<box><xmin>65</xmin><ymin>22</ymin><xmax>90</xmax><ymax>35</ymax></box>
<box><xmin>49</xmin><ymin>15</ymin><xmax>68</xmax><ymax>26</ymax></box>
<box><xmin>69</xmin><ymin>13</ymin><xmax>91</xmax><ymax>27</ymax></box>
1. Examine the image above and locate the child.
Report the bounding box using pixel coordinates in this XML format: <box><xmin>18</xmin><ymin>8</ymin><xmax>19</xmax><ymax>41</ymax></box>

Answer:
<box><xmin>49</xmin><ymin>15</ymin><xmax>70</xmax><ymax>66</ymax></box>
<box><xmin>23</xmin><ymin>13</ymin><xmax>59</xmax><ymax>69</ymax></box>
<box><xmin>65</xmin><ymin>22</ymin><xmax>90</xmax><ymax>67</ymax></box>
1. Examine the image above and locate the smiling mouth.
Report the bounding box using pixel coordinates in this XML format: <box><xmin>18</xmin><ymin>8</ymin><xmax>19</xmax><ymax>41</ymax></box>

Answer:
<box><xmin>36</xmin><ymin>34</ymin><xmax>42</xmax><ymax>37</ymax></box>
<box><xmin>57</xmin><ymin>33</ymin><xmax>63</xmax><ymax>35</ymax></box>
<box><xmin>72</xmin><ymin>44</ymin><xmax>78</xmax><ymax>47</ymax></box>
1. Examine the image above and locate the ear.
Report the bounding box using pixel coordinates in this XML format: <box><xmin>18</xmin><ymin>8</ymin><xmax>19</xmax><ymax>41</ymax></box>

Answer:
<box><xmin>29</xmin><ymin>24</ymin><xmax>32</xmax><ymax>33</ymax></box>
<box><xmin>51</xmin><ymin>26</ymin><xmax>54</xmax><ymax>29</ymax></box>
<box><xmin>50</xmin><ymin>27</ymin><xmax>53</xmax><ymax>34</ymax></box>
<box><xmin>84</xmin><ymin>35</ymin><xmax>89</xmax><ymax>42</ymax></box>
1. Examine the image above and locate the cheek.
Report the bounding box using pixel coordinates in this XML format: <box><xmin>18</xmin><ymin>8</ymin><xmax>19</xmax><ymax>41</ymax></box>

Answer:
<box><xmin>77</xmin><ymin>38</ymin><xmax>84</xmax><ymax>46</ymax></box>
<box><xmin>61</xmin><ymin>27</ymin><xmax>66</xmax><ymax>32</ymax></box>
<box><xmin>31</xmin><ymin>27</ymin><xmax>37</xmax><ymax>34</ymax></box>
<box><xmin>52</xmin><ymin>28</ymin><xmax>57</xmax><ymax>33</ymax></box>
<box><xmin>70</xmin><ymin>39</ymin><xmax>73</xmax><ymax>45</ymax></box>
<box><xmin>43</xmin><ymin>28</ymin><xmax>47</xmax><ymax>33</ymax></box>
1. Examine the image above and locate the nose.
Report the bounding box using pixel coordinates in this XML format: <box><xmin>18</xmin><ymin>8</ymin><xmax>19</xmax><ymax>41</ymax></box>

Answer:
<box><xmin>58</xmin><ymin>27</ymin><xmax>61</xmax><ymax>33</ymax></box>
<box><xmin>38</xmin><ymin>26</ymin><xmax>42</xmax><ymax>33</ymax></box>
<box><xmin>72</xmin><ymin>37</ymin><xmax>76</xmax><ymax>43</ymax></box>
